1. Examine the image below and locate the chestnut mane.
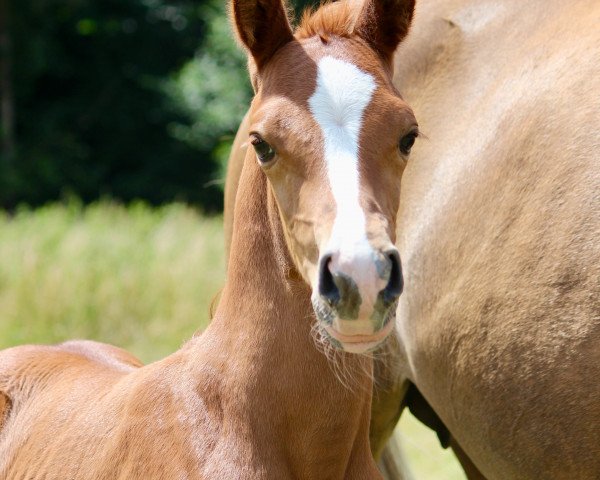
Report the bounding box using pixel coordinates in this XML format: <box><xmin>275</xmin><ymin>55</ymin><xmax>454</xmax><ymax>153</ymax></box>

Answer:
<box><xmin>295</xmin><ymin>1</ymin><xmax>358</xmax><ymax>40</ymax></box>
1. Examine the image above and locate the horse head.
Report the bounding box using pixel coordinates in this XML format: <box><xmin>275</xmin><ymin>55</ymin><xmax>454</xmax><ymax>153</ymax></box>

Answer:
<box><xmin>231</xmin><ymin>0</ymin><xmax>417</xmax><ymax>353</ymax></box>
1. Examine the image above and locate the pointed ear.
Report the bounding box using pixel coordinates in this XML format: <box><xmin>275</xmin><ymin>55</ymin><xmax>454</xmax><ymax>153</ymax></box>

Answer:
<box><xmin>231</xmin><ymin>0</ymin><xmax>295</xmax><ymax>70</ymax></box>
<box><xmin>353</xmin><ymin>0</ymin><xmax>415</xmax><ymax>65</ymax></box>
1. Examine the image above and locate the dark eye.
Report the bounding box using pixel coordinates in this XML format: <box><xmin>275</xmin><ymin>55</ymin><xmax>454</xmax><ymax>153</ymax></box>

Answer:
<box><xmin>250</xmin><ymin>134</ymin><xmax>275</xmax><ymax>164</ymax></box>
<box><xmin>399</xmin><ymin>130</ymin><xmax>418</xmax><ymax>155</ymax></box>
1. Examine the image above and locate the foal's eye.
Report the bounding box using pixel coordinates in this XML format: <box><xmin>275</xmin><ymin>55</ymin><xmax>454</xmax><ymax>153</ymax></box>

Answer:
<box><xmin>399</xmin><ymin>130</ymin><xmax>418</xmax><ymax>155</ymax></box>
<box><xmin>250</xmin><ymin>134</ymin><xmax>275</xmax><ymax>164</ymax></box>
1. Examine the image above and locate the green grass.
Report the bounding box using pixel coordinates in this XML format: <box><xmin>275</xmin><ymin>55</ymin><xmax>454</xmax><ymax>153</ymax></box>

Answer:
<box><xmin>0</xmin><ymin>201</ymin><xmax>224</xmax><ymax>361</ymax></box>
<box><xmin>0</xmin><ymin>201</ymin><xmax>464</xmax><ymax>479</ymax></box>
<box><xmin>397</xmin><ymin>413</ymin><xmax>466</xmax><ymax>479</ymax></box>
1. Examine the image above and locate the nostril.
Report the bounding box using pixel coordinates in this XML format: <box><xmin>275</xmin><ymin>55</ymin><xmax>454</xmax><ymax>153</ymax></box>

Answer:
<box><xmin>383</xmin><ymin>250</ymin><xmax>403</xmax><ymax>304</ymax></box>
<box><xmin>318</xmin><ymin>254</ymin><xmax>340</xmax><ymax>306</ymax></box>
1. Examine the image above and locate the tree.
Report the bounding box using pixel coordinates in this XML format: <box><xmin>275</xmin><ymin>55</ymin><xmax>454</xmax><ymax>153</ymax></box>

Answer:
<box><xmin>0</xmin><ymin>0</ymin><xmax>15</xmax><ymax>161</ymax></box>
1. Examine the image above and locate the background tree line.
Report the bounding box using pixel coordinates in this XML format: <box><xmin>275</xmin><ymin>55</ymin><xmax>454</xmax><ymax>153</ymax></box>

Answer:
<box><xmin>0</xmin><ymin>0</ymin><xmax>314</xmax><ymax>211</ymax></box>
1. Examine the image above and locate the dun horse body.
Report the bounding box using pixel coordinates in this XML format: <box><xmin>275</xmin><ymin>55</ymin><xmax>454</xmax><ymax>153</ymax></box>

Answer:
<box><xmin>0</xmin><ymin>0</ymin><xmax>420</xmax><ymax>478</ymax></box>
<box><xmin>226</xmin><ymin>0</ymin><xmax>600</xmax><ymax>479</ymax></box>
<box><xmin>391</xmin><ymin>1</ymin><xmax>600</xmax><ymax>478</ymax></box>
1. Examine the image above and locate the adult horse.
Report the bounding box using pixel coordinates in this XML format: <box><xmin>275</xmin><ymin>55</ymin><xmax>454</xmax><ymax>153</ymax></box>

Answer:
<box><xmin>0</xmin><ymin>0</ymin><xmax>420</xmax><ymax>478</ymax></box>
<box><xmin>225</xmin><ymin>0</ymin><xmax>600</xmax><ymax>478</ymax></box>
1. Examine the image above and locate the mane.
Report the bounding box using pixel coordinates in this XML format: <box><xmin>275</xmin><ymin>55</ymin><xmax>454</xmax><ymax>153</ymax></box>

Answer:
<box><xmin>295</xmin><ymin>1</ymin><xmax>360</xmax><ymax>40</ymax></box>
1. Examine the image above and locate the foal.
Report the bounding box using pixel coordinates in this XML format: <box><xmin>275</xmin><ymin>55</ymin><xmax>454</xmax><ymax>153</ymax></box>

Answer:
<box><xmin>0</xmin><ymin>0</ymin><xmax>417</xmax><ymax>478</ymax></box>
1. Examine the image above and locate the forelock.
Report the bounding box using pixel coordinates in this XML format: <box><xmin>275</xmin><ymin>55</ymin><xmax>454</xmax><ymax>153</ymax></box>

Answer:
<box><xmin>295</xmin><ymin>1</ymin><xmax>359</xmax><ymax>40</ymax></box>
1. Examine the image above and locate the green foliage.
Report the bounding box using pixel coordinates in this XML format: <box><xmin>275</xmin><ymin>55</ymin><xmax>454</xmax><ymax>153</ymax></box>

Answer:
<box><xmin>2</xmin><ymin>0</ymin><xmax>232</xmax><ymax>210</ymax></box>
<box><xmin>162</xmin><ymin>1</ymin><xmax>252</xmax><ymax>182</ymax></box>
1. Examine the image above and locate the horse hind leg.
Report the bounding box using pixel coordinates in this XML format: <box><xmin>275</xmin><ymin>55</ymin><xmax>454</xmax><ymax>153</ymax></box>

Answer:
<box><xmin>404</xmin><ymin>383</ymin><xmax>488</xmax><ymax>480</ymax></box>
<box><xmin>450</xmin><ymin>437</ymin><xmax>487</xmax><ymax>480</ymax></box>
<box><xmin>378</xmin><ymin>438</ymin><xmax>414</xmax><ymax>480</ymax></box>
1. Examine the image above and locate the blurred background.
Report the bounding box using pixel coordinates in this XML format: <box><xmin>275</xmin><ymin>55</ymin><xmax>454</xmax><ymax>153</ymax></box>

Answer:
<box><xmin>0</xmin><ymin>0</ymin><xmax>464</xmax><ymax>478</ymax></box>
<box><xmin>0</xmin><ymin>0</ymin><xmax>255</xmax><ymax>210</ymax></box>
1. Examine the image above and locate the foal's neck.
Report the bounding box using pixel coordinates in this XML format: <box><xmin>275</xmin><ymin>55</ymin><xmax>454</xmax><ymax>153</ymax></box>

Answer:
<box><xmin>201</xmin><ymin>158</ymin><xmax>376</xmax><ymax>477</ymax></box>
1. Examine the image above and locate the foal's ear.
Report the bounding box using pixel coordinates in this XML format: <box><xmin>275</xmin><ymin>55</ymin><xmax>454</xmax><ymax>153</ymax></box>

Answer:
<box><xmin>231</xmin><ymin>0</ymin><xmax>294</xmax><ymax>70</ymax></box>
<box><xmin>353</xmin><ymin>0</ymin><xmax>415</xmax><ymax>65</ymax></box>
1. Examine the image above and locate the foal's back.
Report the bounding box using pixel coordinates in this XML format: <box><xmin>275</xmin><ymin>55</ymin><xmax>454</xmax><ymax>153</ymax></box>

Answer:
<box><xmin>0</xmin><ymin>341</ymin><xmax>213</xmax><ymax>479</ymax></box>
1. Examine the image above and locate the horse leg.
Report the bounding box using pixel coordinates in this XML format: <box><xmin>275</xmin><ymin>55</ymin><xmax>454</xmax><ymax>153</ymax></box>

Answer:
<box><xmin>450</xmin><ymin>437</ymin><xmax>487</xmax><ymax>480</ymax></box>
<box><xmin>371</xmin><ymin>334</ymin><xmax>410</xmax><ymax>459</ymax></box>
<box><xmin>371</xmin><ymin>334</ymin><xmax>413</xmax><ymax>479</ymax></box>
<box><xmin>378</xmin><ymin>437</ymin><xmax>414</xmax><ymax>480</ymax></box>
<box><xmin>404</xmin><ymin>383</ymin><xmax>488</xmax><ymax>479</ymax></box>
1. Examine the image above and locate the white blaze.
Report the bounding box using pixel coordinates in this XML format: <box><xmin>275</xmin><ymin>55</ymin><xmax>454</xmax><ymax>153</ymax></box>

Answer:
<box><xmin>309</xmin><ymin>56</ymin><xmax>384</xmax><ymax>318</ymax></box>
<box><xmin>308</xmin><ymin>56</ymin><xmax>375</xmax><ymax>249</ymax></box>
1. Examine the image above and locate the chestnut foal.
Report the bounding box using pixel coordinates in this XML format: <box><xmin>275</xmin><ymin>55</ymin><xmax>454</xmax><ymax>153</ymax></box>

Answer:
<box><xmin>0</xmin><ymin>0</ymin><xmax>417</xmax><ymax>478</ymax></box>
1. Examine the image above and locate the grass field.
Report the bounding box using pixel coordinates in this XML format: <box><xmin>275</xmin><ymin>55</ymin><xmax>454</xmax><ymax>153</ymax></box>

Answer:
<box><xmin>0</xmin><ymin>201</ymin><xmax>465</xmax><ymax>479</ymax></box>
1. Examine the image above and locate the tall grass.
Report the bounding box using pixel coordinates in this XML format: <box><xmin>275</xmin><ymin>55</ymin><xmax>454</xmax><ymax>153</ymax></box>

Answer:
<box><xmin>0</xmin><ymin>201</ymin><xmax>224</xmax><ymax>362</ymax></box>
<box><xmin>0</xmin><ymin>202</ymin><xmax>464</xmax><ymax>479</ymax></box>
